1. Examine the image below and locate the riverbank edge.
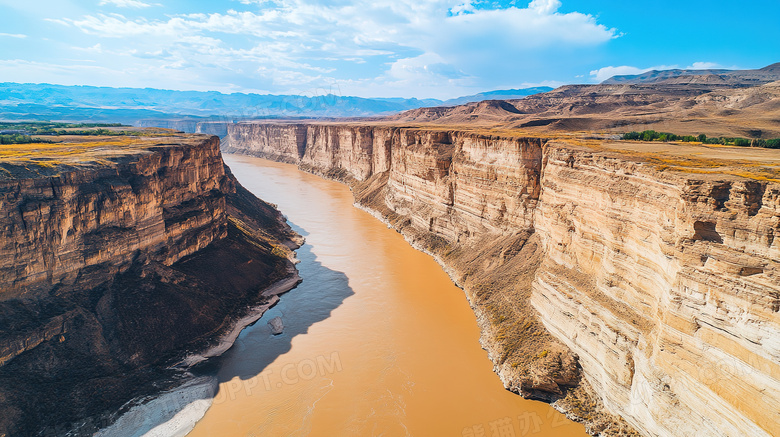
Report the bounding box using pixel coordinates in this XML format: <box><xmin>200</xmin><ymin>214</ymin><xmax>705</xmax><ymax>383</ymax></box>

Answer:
<box><xmin>227</xmin><ymin>153</ymin><xmax>637</xmax><ymax>436</ymax></box>
<box><xmin>88</xmin><ymin>158</ymin><xmax>306</xmax><ymax>437</ymax></box>
<box><xmin>94</xmin><ymin>269</ymin><xmax>303</xmax><ymax>437</ymax></box>
<box><xmin>350</xmin><ymin>203</ymin><xmax>607</xmax><ymax>433</ymax></box>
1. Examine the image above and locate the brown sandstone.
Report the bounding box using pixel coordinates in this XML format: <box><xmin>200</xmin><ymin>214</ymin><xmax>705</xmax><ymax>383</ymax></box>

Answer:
<box><xmin>225</xmin><ymin>122</ymin><xmax>780</xmax><ymax>437</ymax></box>
<box><xmin>0</xmin><ymin>132</ymin><xmax>301</xmax><ymax>436</ymax></box>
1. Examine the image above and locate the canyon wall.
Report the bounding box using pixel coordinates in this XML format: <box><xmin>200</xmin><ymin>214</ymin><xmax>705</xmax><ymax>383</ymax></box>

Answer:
<box><xmin>224</xmin><ymin>123</ymin><xmax>307</xmax><ymax>163</ymax></box>
<box><xmin>0</xmin><ymin>135</ymin><xmax>300</xmax><ymax>436</ymax></box>
<box><xmin>195</xmin><ymin>121</ymin><xmax>230</xmax><ymax>138</ymax></box>
<box><xmin>134</xmin><ymin>120</ymin><xmax>230</xmax><ymax>137</ymax></box>
<box><xmin>0</xmin><ymin>137</ymin><xmax>227</xmax><ymax>302</ymax></box>
<box><xmin>136</xmin><ymin>119</ymin><xmax>199</xmax><ymax>133</ymax></box>
<box><xmin>531</xmin><ymin>147</ymin><xmax>779</xmax><ymax>436</ymax></box>
<box><xmin>225</xmin><ymin>122</ymin><xmax>780</xmax><ymax>437</ymax></box>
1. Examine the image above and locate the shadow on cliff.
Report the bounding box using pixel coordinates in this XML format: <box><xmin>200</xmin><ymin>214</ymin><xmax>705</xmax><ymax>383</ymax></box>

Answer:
<box><xmin>197</xmin><ymin>225</ymin><xmax>354</xmax><ymax>387</ymax></box>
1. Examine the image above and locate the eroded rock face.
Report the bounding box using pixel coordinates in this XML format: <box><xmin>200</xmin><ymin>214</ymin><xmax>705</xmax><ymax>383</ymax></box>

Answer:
<box><xmin>195</xmin><ymin>121</ymin><xmax>230</xmax><ymax>138</ymax></box>
<box><xmin>136</xmin><ymin>119</ymin><xmax>200</xmax><ymax>133</ymax></box>
<box><xmin>0</xmin><ymin>135</ymin><xmax>300</xmax><ymax>436</ymax></box>
<box><xmin>223</xmin><ymin>123</ymin><xmax>307</xmax><ymax>163</ymax></box>
<box><xmin>385</xmin><ymin>130</ymin><xmax>542</xmax><ymax>240</ymax></box>
<box><xmin>532</xmin><ymin>146</ymin><xmax>779</xmax><ymax>436</ymax></box>
<box><xmin>0</xmin><ymin>137</ymin><xmax>228</xmax><ymax>302</ymax></box>
<box><xmin>228</xmin><ymin>122</ymin><xmax>780</xmax><ymax>437</ymax></box>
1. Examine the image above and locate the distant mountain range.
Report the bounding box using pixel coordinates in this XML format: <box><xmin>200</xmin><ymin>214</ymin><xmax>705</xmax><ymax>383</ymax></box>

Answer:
<box><xmin>0</xmin><ymin>83</ymin><xmax>552</xmax><ymax>125</ymax></box>
<box><xmin>391</xmin><ymin>62</ymin><xmax>780</xmax><ymax>139</ymax></box>
<box><xmin>602</xmin><ymin>63</ymin><xmax>780</xmax><ymax>86</ymax></box>
<box><xmin>437</xmin><ymin>87</ymin><xmax>553</xmax><ymax>106</ymax></box>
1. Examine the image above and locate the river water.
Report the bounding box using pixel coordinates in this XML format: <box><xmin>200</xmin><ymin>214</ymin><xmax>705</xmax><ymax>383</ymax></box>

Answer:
<box><xmin>187</xmin><ymin>155</ymin><xmax>587</xmax><ymax>437</ymax></box>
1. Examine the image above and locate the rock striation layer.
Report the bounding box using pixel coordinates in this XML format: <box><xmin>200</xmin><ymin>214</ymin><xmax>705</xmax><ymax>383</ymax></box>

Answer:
<box><xmin>136</xmin><ymin>119</ymin><xmax>200</xmax><ymax>133</ymax></box>
<box><xmin>195</xmin><ymin>121</ymin><xmax>230</xmax><ymax>138</ymax></box>
<box><xmin>0</xmin><ymin>137</ymin><xmax>227</xmax><ymax>301</ymax></box>
<box><xmin>0</xmin><ymin>134</ymin><xmax>300</xmax><ymax>436</ymax></box>
<box><xmin>225</xmin><ymin>122</ymin><xmax>780</xmax><ymax>437</ymax></box>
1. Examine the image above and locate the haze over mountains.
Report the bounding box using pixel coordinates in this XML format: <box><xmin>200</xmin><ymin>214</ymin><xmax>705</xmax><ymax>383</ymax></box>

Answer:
<box><xmin>3</xmin><ymin>64</ymin><xmax>779</xmax><ymax>135</ymax></box>
<box><xmin>0</xmin><ymin>83</ymin><xmax>552</xmax><ymax>124</ymax></box>
<box><xmin>392</xmin><ymin>63</ymin><xmax>780</xmax><ymax>139</ymax></box>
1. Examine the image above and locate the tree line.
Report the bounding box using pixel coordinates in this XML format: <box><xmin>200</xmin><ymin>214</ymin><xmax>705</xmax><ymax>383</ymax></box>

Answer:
<box><xmin>0</xmin><ymin>122</ymin><xmax>125</xmax><ymax>136</ymax></box>
<box><xmin>0</xmin><ymin>121</ymin><xmax>139</xmax><ymax>144</ymax></box>
<box><xmin>622</xmin><ymin>130</ymin><xmax>780</xmax><ymax>149</ymax></box>
<box><xmin>0</xmin><ymin>134</ymin><xmax>52</xmax><ymax>145</ymax></box>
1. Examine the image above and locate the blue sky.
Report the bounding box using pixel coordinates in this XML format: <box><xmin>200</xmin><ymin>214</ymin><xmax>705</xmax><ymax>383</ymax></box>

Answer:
<box><xmin>0</xmin><ymin>0</ymin><xmax>778</xmax><ymax>99</ymax></box>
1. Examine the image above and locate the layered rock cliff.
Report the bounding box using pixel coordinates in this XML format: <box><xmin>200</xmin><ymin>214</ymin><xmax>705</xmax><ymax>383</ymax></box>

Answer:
<box><xmin>224</xmin><ymin>122</ymin><xmax>780</xmax><ymax>437</ymax></box>
<box><xmin>531</xmin><ymin>147</ymin><xmax>779</xmax><ymax>436</ymax></box>
<box><xmin>135</xmin><ymin>120</ymin><xmax>230</xmax><ymax>138</ymax></box>
<box><xmin>195</xmin><ymin>121</ymin><xmax>230</xmax><ymax>138</ymax></box>
<box><xmin>136</xmin><ymin>119</ymin><xmax>199</xmax><ymax>133</ymax></box>
<box><xmin>0</xmin><ymin>134</ymin><xmax>300</xmax><ymax>436</ymax></box>
<box><xmin>0</xmin><ymin>137</ymin><xmax>229</xmax><ymax>301</ymax></box>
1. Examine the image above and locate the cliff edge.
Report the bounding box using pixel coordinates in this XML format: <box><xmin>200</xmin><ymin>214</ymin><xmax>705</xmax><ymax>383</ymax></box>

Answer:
<box><xmin>0</xmin><ymin>132</ymin><xmax>301</xmax><ymax>436</ymax></box>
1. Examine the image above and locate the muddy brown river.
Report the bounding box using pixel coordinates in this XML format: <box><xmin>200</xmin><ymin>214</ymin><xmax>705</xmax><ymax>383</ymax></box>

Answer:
<box><xmin>186</xmin><ymin>155</ymin><xmax>587</xmax><ymax>436</ymax></box>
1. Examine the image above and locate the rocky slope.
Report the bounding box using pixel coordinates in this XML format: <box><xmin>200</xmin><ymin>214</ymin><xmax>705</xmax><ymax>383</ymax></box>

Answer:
<box><xmin>390</xmin><ymin>79</ymin><xmax>780</xmax><ymax>139</ymax></box>
<box><xmin>224</xmin><ymin>122</ymin><xmax>780</xmax><ymax>437</ymax></box>
<box><xmin>0</xmin><ymin>133</ymin><xmax>300</xmax><ymax>436</ymax></box>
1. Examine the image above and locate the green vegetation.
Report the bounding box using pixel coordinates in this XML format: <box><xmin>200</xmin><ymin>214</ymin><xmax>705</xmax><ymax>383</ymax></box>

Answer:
<box><xmin>0</xmin><ymin>121</ymin><xmax>173</xmax><ymax>139</ymax></box>
<box><xmin>0</xmin><ymin>134</ymin><xmax>53</xmax><ymax>145</ymax></box>
<box><xmin>0</xmin><ymin>121</ymin><xmax>125</xmax><ymax>135</ymax></box>
<box><xmin>0</xmin><ymin>121</ymin><xmax>142</xmax><ymax>138</ymax></box>
<box><xmin>622</xmin><ymin>130</ymin><xmax>780</xmax><ymax>149</ymax></box>
<box><xmin>53</xmin><ymin>128</ymin><xmax>120</xmax><ymax>136</ymax></box>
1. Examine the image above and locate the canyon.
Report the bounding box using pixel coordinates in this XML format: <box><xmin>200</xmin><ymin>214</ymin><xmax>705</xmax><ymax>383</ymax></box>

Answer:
<box><xmin>2</xmin><ymin>66</ymin><xmax>779</xmax><ymax>436</ymax></box>
<box><xmin>223</xmin><ymin>122</ymin><xmax>780</xmax><ymax>437</ymax></box>
<box><xmin>0</xmin><ymin>132</ymin><xmax>300</xmax><ymax>436</ymax></box>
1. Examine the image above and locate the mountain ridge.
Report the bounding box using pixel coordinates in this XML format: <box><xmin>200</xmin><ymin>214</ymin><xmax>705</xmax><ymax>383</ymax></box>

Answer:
<box><xmin>0</xmin><ymin>82</ymin><xmax>550</xmax><ymax>123</ymax></box>
<box><xmin>603</xmin><ymin>62</ymin><xmax>780</xmax><ymax>85</ymax></box>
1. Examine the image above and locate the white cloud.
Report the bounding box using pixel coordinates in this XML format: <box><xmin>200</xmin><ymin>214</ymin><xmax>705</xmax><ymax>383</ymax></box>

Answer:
<box><xmin>73</xmin><ymin>43</ymin><xmax>103</xmax><ymax>53</ymax></box>
<box><xmin>53</xmin><ymin>14</ymin><xmax>189</xmax><ymax>37</ymax></box>
<box><xmin>387</xmin><ymin>52</ymin><xmax>469</xmax><ymax>82</ymax></box>
<box><xmin>589</xmin><ymin>64</ymin><xmax>676</xmax><ymax>82</ymax></box>
<box><xmin>590</xmin><ymin>61</ymin><xmax>736</xmax><ymax>83</ymax></box>
<box><xmin>686</xmin><ymin>61</ymin><xmax>722</xmax><ymax>70</ymax></box>
<box><xmin>0</xmin><ymin>33</ymin><xmax>27</xmax><ymax>38</ymax></box>
<box><xmin>438</xmin><ymin>5</ymin><xmax>616</xmax><ymax>52</ymax></box>
<box><xmin>256</xmin><ymin>66</ymin><xmax>323</xmax><ymax>87</ymax></box>
<box><xmin>57</xmin><ymin>2</ymin><xmax>616</xmax><ymax>54</ymax></box>
<box><xmin>590</xmin><ymin>65</ymin><xmax>647</xmax><ymax>82</ymax></box>
<box><xmin>528</xmin><ymin>0</ymin><xmax>562</xmax><ymax>15</ymax></box>
<box><xmin>449</xmin><ymin>1</ymin><xmax>475</xmax><ymax>15</ymax></box>
<box><xmin>41</xmin><ymin>0</ymin><xmax>619</xmax><ymax>98</ymax></box>
<box><xmin>98</xmin><ymin>0</ymin><xmax>155</xmax><ymax>8</ymax></box>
